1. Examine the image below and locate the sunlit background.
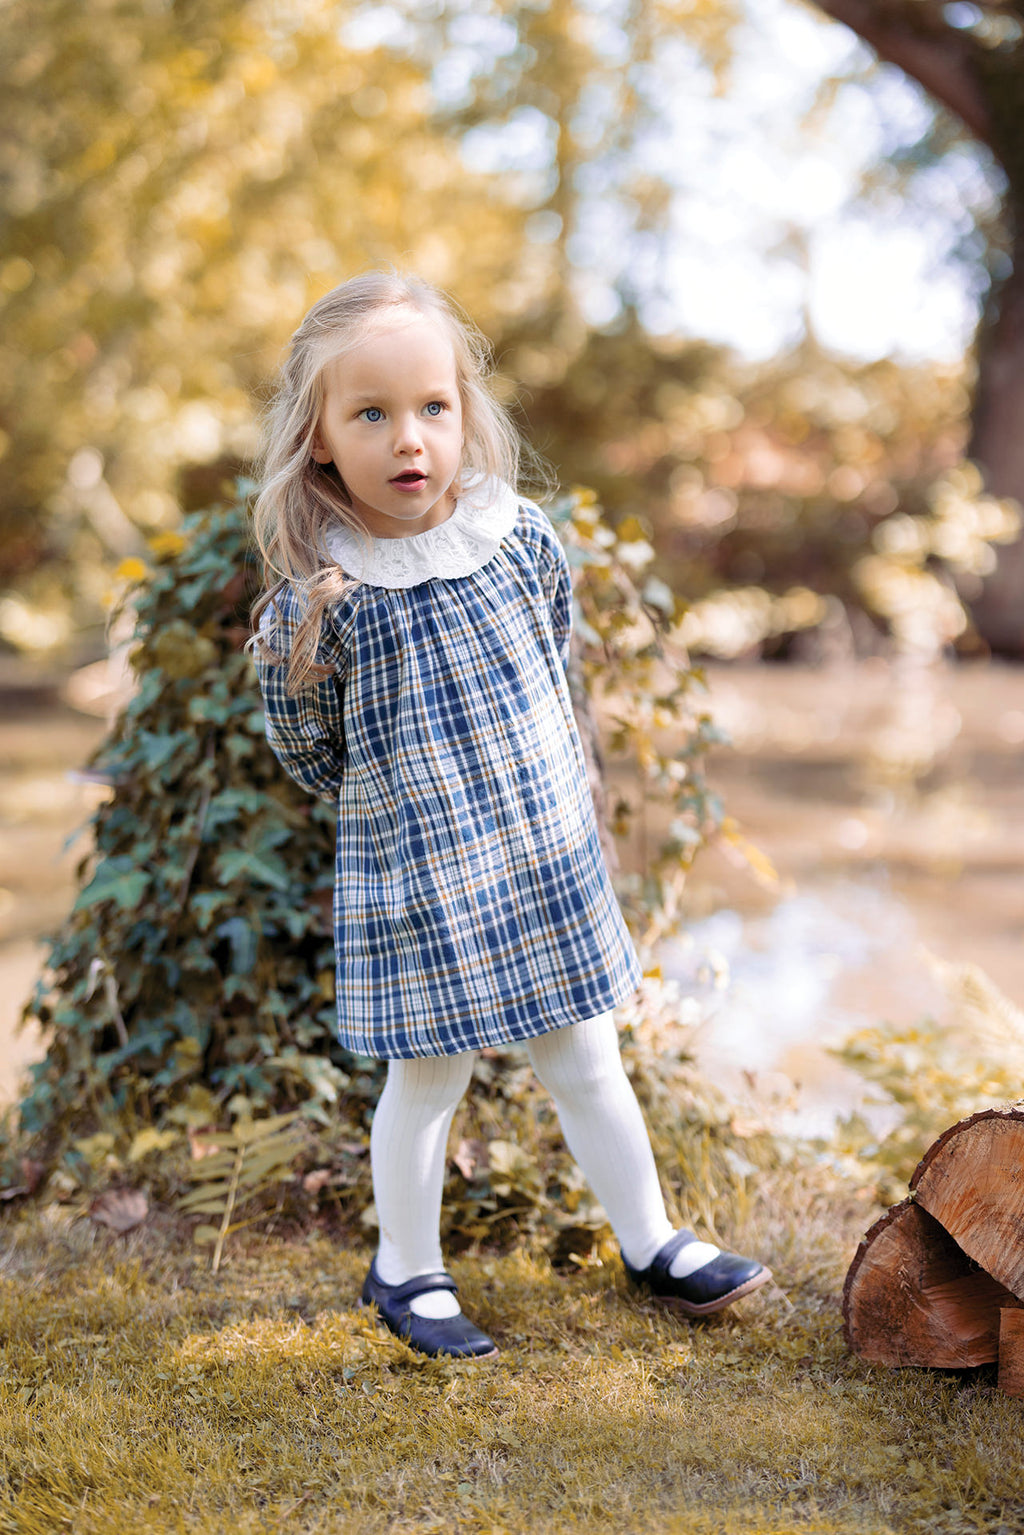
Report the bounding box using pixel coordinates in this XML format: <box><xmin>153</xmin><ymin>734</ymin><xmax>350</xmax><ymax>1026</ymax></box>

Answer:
<box><xmin>2</xmin><ymin>0</ymin><xmax>1023</xmax><ymax>1129</ymax></box>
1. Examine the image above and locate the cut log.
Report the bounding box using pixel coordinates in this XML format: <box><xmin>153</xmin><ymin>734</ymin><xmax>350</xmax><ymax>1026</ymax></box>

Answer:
<box><xmin>911</xmin><ymin>1104</ymin><xmax>1024</xmax><ymax>1301</ymax></box>
<box><xmin>998</xmin><ymin>1310</ymin><xmax>1024</xmax><ymax>1398</ymax></box>
<box><xmin>843</xmin><ymin>1199</ymin><xmax>1024</xmax><ymax>1367</ymax></box>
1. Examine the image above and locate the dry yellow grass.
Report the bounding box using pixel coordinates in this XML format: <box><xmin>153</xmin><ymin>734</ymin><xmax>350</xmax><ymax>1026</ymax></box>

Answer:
<box><xmin>3</xmin><ymin>1189</ymin><xmax>1024</xmax><ymax>1535</ymax></box>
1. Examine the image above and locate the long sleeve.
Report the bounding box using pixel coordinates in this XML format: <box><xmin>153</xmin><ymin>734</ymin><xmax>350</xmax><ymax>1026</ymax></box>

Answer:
<box><xmin>254</xmin><ymin>587</ymin><xmax>349</xmax><ymax>804</ymax></box>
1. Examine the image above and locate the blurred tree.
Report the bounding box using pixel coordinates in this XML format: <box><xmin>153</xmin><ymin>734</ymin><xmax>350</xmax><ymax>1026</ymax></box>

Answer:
<box><xmin>0</xmin><ymin>0</ymin><xmax>536</xmax><ymax>651</ymax></box>
<box><xmin>415</xmin><ymin>0</ymin><xmax>1014</xmax><ymax>657</ymax></box>
<box><xmin>1</xmin><ymin>0</ymin><xmax>754</xmax><ymax>655</ymax></box>
<box><xmin>511</xmin><ymin>313</ymin><xmax>1008</xmax><ymax>659</ymax></box>
<box><xmin>380</xmin><ymin>0</ymin><xmax>742</xmax><ymax>366</ymax></box>
<box><xmin>4</xmin><ymin>0</ymin><xmax>1015</xmax><ymax>660</ymax></box>
<box><xmin>808</xmin><ymin>0</ymin><xmax>1024</xmax><ymax>651</ymax></box>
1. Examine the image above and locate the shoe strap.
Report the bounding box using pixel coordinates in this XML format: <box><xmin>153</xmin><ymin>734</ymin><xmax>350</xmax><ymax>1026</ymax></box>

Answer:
<box><xmin>383</xmin><ymin>1271</ymin><xmax>459</xmax><ymax>1307</ymax></box>
<box><xmin>649</xmin><ymin>1229</ymin><xmax>698</xmax><ymax>1281</ymax></box>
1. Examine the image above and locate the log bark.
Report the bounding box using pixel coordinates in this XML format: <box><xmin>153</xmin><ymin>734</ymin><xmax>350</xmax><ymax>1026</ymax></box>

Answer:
<box><xmin>843</xmin><ymin>1198</ymin><xmax>1024</xmax><ymax>1367</ymax></box>
<box><xmin>998</xmin><ymin>1309</ymin><xmax>1024</xmax><ymax>1397</ymax></box>
<box><xmin>911</xmin><ymin>1104</ymin><xmax>1024</xmax><ymax>1300</ymax></box>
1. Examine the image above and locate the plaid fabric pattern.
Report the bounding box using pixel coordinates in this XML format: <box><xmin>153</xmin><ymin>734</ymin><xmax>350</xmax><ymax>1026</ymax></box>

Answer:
<box><xmin>256</xmin><ymin>497</ymin><xmax>641</xmax><ymax>1059</ymax></box>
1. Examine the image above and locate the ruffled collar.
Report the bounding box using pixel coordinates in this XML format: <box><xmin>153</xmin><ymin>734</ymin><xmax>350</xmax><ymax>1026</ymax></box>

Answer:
<box><xmin>323</xmin><ymin>477</ymin><xmax>519</xmax><ymax>589</ymax></box>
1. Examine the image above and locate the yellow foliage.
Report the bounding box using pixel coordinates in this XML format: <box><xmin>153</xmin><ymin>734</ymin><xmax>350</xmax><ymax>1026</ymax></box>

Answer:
<box><xmin>720</xmin><ymin>818</ymin><xmax>779</xmax><ymax>888</ymax></box>
<box><xmin>127</xmin><ymin>1127</ymin><xmax>178</xmax><ymax>1163</ymax></box>
<box><xmin>831</xmin><ymin>956</ymin><xmax>1024</xmax><ymax>1197</ymax></box>
<box><xmin>855</xmin><ymin>462</ymin><xmax>1021</xmax><ymax>655</ymax></box>
<box><xmin>146</xmin><ymin>530</ymin><xmax>187</xmax><ymax>559</ymax></box>
<box><xmin>113</xmin><ymin>556</ymin><xmax>148</xmax><ymax>584</ymax></box>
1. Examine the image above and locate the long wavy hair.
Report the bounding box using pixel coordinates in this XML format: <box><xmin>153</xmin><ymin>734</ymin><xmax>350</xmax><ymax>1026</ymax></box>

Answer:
<box><xmin>250</xmin><ymin>270</ymin><xmax>533</xmax><ymax>693</ymax></box>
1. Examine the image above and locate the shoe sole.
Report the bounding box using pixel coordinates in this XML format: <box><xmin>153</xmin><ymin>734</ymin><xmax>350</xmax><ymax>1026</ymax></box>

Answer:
<box><xmin>649</xmin><ymin>1264</ymin><xmax>773</xmax><ymax>1317</ymax></box>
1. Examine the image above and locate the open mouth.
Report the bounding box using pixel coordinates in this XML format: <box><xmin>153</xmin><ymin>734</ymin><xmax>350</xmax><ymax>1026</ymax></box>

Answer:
<box><xmin>391</xmin><ymin>471</ymin><xmax>427</xmax><ymax>487</ymax></box>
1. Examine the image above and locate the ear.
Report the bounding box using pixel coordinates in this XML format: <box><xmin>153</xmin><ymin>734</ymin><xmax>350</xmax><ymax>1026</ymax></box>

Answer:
<box><xmin>310</xmin><ymin>434</ymin><xmax>333</xmax><ymax>465</ymax></box>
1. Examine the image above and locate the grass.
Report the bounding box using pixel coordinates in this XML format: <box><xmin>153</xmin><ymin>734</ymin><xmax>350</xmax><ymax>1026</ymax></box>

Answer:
<box><xmin>3</xmin><ymin>1184</ymin><xmax>1024</xmax><ymax>1535</ymax></box>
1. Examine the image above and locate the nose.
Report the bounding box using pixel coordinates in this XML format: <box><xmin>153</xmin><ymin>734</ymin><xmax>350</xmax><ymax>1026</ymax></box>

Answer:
<box><xmin>393</xmin><ymin>413</ymin><xmax>424</xmax><ymax>455</ymax></box>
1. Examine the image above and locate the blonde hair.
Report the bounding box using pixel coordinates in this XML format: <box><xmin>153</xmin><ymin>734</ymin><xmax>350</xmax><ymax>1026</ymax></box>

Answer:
<box><xmin>250</xmin><ymin>270</ymin><xmax>531</xmax><ymax>693</ymax></box>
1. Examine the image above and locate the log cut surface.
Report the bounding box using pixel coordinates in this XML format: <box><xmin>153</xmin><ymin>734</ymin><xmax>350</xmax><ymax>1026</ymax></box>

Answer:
<box><xmin>911</xmin><ymin>1105</ymin><xmax>1024</xmax><ymax>1301</ymax></box>
<box><xmin>843</xmin><ymin>1199</ymin><xmax>1024</xmax><ymax>1368</ymax></box>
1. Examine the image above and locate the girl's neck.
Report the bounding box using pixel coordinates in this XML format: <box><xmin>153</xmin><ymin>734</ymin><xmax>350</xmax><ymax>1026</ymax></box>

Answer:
<box><xmin>356</xmin><ymin>489</ymin><xmax>458</xmax><ymax>540</ymax></box>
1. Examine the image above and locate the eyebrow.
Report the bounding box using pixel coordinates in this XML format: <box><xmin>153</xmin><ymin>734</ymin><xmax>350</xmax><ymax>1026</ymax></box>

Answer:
<box><xmin>348</xmin><ymin>386</ymin><xmax>455</xmax><ymax>402</ymax></box>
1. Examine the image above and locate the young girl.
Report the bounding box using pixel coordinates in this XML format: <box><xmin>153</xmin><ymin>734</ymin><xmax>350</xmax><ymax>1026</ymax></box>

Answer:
<box><xmin>252</xmin><ymin>271</ymin><xmax>770</xmax><ymax>1360</ymax></box>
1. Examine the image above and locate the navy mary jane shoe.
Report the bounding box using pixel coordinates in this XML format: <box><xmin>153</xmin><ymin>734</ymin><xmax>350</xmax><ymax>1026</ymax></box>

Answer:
<box><xmin>623</xmin><ymin>1230</ymin><xmax>772</xmax><ymax>1316</ymax></box>
<box><xmin>360</xmin><ymin>1261</ymin><xmax>499</xmax><ymax>1360</ymax></box>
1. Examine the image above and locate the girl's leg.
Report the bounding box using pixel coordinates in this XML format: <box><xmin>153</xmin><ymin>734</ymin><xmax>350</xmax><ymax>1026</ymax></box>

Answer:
<box><xmin>524</xmin><ymin>1013</ymin><xmax>721</xmax><ymax>1276</ymax></box>
<box><xmin>370</xmin><ymin>1050</ymin><xmax>476</xmax><ymax>1318</ymax></box>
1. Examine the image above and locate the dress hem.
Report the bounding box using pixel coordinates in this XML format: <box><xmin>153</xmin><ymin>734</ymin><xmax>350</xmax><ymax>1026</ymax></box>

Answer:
<box><xmin>335</xmin><ymin>969</ymin><xmax>642</xmax><ymax>1061</ymax></box>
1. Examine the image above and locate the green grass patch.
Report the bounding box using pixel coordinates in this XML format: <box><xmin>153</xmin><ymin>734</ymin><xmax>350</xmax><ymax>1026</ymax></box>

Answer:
<box><xmin>3</xmin><ymin>1192</ymin><xmax>1023</xmax><ymax>1535</ymax></box>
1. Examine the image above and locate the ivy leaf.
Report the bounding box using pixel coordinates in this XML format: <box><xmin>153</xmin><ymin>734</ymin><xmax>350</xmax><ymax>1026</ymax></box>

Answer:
<box><xmin>133</xmin><ymin>729</ymin><xmax>198</xmax><ymax>772</ymax></box>
<box><xmin>213</xmin><ymin>848</ymin><xmax>291</xmax><ymax>892</ymax></box>
<box><xmin>74</xmin><ymin>860</ymin><xmax>150</xmax><ymax>913</ymax></box>
<box><xmin>203</xmin><ymin>788</ymin><xmax>265</xmax><ymax>835</ymax></box>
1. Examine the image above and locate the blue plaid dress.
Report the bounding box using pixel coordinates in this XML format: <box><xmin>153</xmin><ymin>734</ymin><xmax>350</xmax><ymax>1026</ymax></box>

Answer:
<box><xmin>256</xmin><ymin>480</ymin><xmax>641</xmax><ymax>1059</ymax></box>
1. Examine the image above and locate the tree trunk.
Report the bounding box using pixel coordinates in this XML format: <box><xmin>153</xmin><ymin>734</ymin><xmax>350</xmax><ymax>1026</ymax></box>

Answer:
<box><xmin>808</xmin><ymin>3</ymin><xmax>1024</xmax><ymax>652</ymax></box>
<box><xmin>844</xmin><ymin>1104</ymin><xmax>1024</xmax><ymax>1387</ymax></box>
<box><xmin>968</xmin><ymin>229</ymin><xmax>1024</xmax><ymax>654</ymax></box>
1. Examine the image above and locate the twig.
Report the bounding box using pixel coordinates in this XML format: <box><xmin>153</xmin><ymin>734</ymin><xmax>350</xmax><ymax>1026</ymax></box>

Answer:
<box><xmin>211</xmin><ymin>1142</ymin><xmax>244</xmax><ymax>1276</ymax></box>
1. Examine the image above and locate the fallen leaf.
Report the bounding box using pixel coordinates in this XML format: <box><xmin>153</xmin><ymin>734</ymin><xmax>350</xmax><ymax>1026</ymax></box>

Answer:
<box><xmin>89</xmin><ymin>1188</ymin><xmax>149</xmax><ymax>1233</ymax></box>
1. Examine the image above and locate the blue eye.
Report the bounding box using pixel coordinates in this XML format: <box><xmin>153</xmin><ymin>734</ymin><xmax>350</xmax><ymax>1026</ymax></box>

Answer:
<box><xmin>424</xmin><ymin>401</ymin><xmax>444</xmax><ymax>417</ymax></box>
<box><xmin>361</xmin><ymin>407</ymin><xmax>384</xmax><ymax>423</ymax></box>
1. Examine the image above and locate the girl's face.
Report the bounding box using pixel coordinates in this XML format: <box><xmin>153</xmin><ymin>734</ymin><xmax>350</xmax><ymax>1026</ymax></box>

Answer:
<box><xmin>312</xmin><ymin>310</ymin><xmax>464</xmax><ymax>538</ymax></box>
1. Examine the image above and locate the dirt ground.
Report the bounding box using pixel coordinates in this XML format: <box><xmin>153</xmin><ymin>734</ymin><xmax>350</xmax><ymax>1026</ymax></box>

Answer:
<box><xmin>2</xmin><ymin>655</ymin><xmax>1022</xmax><ymax>1123</ymax></box>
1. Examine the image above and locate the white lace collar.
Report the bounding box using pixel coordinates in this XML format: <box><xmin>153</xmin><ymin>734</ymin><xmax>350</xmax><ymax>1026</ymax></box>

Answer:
<box><xmin>323</xmin><ymin>477</ymin><xmax>519</xmax><ymax>589</ymax></box>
